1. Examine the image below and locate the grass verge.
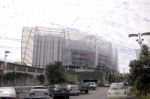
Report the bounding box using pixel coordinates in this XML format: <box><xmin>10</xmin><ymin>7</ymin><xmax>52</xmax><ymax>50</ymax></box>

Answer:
<box><xmin>130</xmin><ymin>86</ymin><xmax>150</xmax><ymax>99</ymax></box>
<box><xmin>137</xmin><ymin>94</ymin><xmax>150</xmax><ymax>99</ymax></box>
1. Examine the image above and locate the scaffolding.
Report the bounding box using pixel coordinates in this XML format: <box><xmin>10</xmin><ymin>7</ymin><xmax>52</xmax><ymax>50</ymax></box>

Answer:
<box><xmin>21</xmin><ymin>26</ymin><xmax>118</xmax><ymax>72</ymax></box>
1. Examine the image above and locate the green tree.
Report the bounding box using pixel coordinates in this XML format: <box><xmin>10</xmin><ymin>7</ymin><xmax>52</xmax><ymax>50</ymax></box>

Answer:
<box><xmin>45</xmin><ymin>61</ymin><xmax>66</xmax><ymax>85</ymax></box>
<box><xmin>66</xmin><ymin>72</ymin><xmax>78</xmax><ymax>83</ymax></box>
<box><xmin>108</xmin><ymin>74</ymin><xmax>116</xmax><ymax>83</ymax></box>
<box><xmin>129</xmin><ymin>44</ymin><xmax>150</xmax><ymax>94</ymax></box>
<box><xmin>36</xmin><ymin>74</ymin><xmax>45</xmax><ymax>84</ymax></box>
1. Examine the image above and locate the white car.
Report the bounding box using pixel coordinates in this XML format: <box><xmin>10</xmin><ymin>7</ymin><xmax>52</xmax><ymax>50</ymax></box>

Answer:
<box><xmin>29</xmin><ymin>86</ymin><xmax>50</xmax><ymax>99</ymax></box>
<box><xmin>0</xmin><ymin>87</ymin><xmax>17</xmax><ymax>99</ymax></box>
<box><xmin>107</xmin><ymin>83</ymin><xmax>129</xmax><ymax>99</ymax></box>
<box><xmin>104</xmin><ymin>83</ymin><xmax>110</xmax><ymax>87</ymax></box>
<box><xmin>67</xmin><ymin>85</ymin><xmax>80</xmax><ymax>95</ymax></box>
<box><xmin>88</xmin><ymin>82</ymin><xmax>97</xmax><ymax>90</ymax></box>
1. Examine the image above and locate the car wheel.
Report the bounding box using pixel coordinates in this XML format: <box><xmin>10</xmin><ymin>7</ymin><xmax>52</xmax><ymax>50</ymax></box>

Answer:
<box><xmin>52</xmin><ymin>94</ymin><xmax>55</xmax><ymax>99</ymax></box>
<box><xmin>65</xmin><ymin>95</ymin><xmax>69</xmax><ymax>99</ymax></box>
<box><xmin>92</xmin><ymin>87</ymin><xmax>95</xmax><ymax>90</ymax></box>
<box><xmin>85</xmin><ymin>90</ymin><xmax>88</xmax><ymax>94</ymax></box>
<box><xmin>52</xmin><ymin>96</ymin><xmax>55</xmax><ymax>99</ymax></box>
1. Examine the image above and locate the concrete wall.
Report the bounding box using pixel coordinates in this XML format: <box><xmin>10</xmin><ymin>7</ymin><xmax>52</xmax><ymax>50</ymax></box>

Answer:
<box><xmin>73</xmin><ymin>71</ymin><xmax>104</xmax><ymax>83</ymax></box>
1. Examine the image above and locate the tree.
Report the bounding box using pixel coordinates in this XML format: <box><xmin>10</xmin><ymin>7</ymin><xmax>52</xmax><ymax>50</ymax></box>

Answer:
<box><xmin>45</xmin><ymin>61</ymin><xmax>66</xmax><ymax>85</ymax></box>
<box><xmin>129</xmin><ymin>44</ymin><xmax>150</xmax><ymax>94</ymax></box>
<box><xmin>66</xmin><ymin>72</ymin><xmax>78</xmax><ymax>84</ymax></box>
<box><xmin>36</xmin><ymin>74</ymin><xmax>45</xmax><ymax>84</ymax></box>
<box><xmin>107</xmin><ymin>74</ymin><xmax>116</xmax><ymax>83</ymax></box>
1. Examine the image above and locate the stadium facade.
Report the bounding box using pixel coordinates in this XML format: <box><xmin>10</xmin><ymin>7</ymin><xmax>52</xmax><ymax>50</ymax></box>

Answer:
<box><xmin>21</xmin><ymin>27</ymin><xmax>118</xmax><ymax>73</ymax></box>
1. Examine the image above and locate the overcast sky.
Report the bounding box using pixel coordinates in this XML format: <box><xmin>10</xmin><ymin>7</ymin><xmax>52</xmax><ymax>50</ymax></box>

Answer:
<box><xmin>1</xmin><ymin>0</ymin><xmax>150</xmax><ymax>73</ymax></box>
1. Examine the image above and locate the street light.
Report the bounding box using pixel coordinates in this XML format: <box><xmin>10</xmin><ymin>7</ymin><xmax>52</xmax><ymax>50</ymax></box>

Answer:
<box><xmin>128</xmin><ymin>32</ymin><xmax>150</xmax><ymax>48</ymax></box>
<box><xmin>4</xmin><ymin>51</ymin><xmax>10</xmax><ymax>72</ymax></box>
<box><xmin>4</xmin><ymin>51</ymin><xmax>10</xmax><ymax>62</ymax></box>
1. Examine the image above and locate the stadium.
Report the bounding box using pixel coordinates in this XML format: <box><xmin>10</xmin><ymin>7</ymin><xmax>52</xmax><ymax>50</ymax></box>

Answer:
<box><xmin>21</xmin><ymin>26</ymin><xmax>118</xmax><ymax>74</ymax></box>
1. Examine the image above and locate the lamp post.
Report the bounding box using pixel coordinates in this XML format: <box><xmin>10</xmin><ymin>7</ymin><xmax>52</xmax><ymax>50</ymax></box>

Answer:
<box><xmin>128</xmin><ymin>32</ymin><xmax>150</xmax><ymax>48</ymax></box>
<box><xmin>4</xmin><ymin>51</ymin><xmax>10</xmax><ymax>63</ymax></box>
<box><xmin>2</xmin><ymin>51</ymin><xmax>10</xmax><ymax>86</ymax></box>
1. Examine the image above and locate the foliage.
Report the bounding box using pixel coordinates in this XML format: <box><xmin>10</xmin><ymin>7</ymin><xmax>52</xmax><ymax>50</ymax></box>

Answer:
<box><xmin>130</xmin><ymin>86</ymin><xmax>150</xmax><ymax>99</ymax></box>
<box><xmin>138</xmin><ymin>94</ymin><xmax>150</xmax><ymax>99</ymax></box>
<box><xmin>129</xmin><ymin>44</ymin><xmax>150</xmax><ymax>94</ymax></box>
<box><xmin>45</xmin><ymin>61</ymin><xmax>66</xmax><ymax>85</ymax></box>
<box><xmin>0</xmin><ymin>72</ymin><xmax>34</xmax><ymax>86</ymax></box>
<box><xmin>36</xmin><ymin>74</ymin><xmax>45</xmax><ymax>84</ymax></box>
<box><xmin>106</xmin><ymin>74</ymin><xmax>126</xmax><ymax>83</ymax></box>
<box><xmin>107</xmin><ymin>75</ymin><xmax>115</xmax><ymax>83</ymax></box>
<box><xmin>130</xmin><ymin>86</ymin><xmax>137</xmax><ymax>96</ymax></box>
<box><xmin>65</xmin><ymin>72</ymin><xmax>78</xmax><ymax>83</ymax></box>
<box><xmin>3</xmin><ymin>72</ymin><xmax>33</xmax><ymax>82</ymax></box>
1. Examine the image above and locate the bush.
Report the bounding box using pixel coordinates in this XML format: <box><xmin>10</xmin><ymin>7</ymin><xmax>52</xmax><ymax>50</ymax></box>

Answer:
<box><xmin>45</xmin><ymin>61</ymin><xmax>66</xmax><ymax>84</ymax></box>
<box><xmin>138</xmin><ymin>94</ymin><xmax>150</xmax><ymax>99</ymax></box>
<box><xmin>129</xmin><ymin>45</ymin><xmax>150</xmax><ymax>94</ymax></box>
<box><xmin>36</xmin><ymin>74</ymin><xmax>45</xmax><ymax>84</ymax></box>
<box><xmin>65</xmin><ymin>72</ymin><xmax>78</xmax><ymax>83</ymax></box>
<box><xmin>130</xmin><ymin>86</ymin><xmax>150</xmax><ymax>99</ymax></box>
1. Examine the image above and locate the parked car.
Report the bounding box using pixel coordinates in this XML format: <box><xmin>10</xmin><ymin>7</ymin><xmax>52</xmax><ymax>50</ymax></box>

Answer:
<box><xmin>29</xmin><ymin>86</ymin><xmax>50</xmax><ymax>99</ymax></box>
<box><xmin>67</xmin><ymin>85</ymin><xmax>80</xmax><ymax>95</ymax></box>
<box><xmin>88</xmin><ymin>82</ymin><xmax>97</xmax><ymax>90</ymax></box>
<box><xmin>103</xmin><ymin>83</ymin><xmax>110</xmax><ymax>87</ymax></box>
<box><xmin>107</xmin><ymin>82</ymin><xmax>129</xmax><ymax>99</ymax></box>
<box><xmin>48</xmin><ymin>84</ymin><xmax>70</xmax><ymax>99</ymax></box>
<box><xmin>78</xmin><ymin>83</ymin><xmax>89</xmax><ymax>94</ymax></box>
<box><xmin>123</xmin><ymin>82</ymin><xmax>129</xmax><ymax>86</ymax></box>
<box><xmin>0</xmin><ymin>87</ymin><xmax>17</xmax><ymax>99</ymax></box>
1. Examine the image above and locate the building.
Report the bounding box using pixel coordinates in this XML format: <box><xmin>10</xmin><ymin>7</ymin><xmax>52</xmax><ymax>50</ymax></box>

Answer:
<box><xmin>21</xmin><ymin>26</ymin><xmax>118</xmax><ymax>73</ymax></box>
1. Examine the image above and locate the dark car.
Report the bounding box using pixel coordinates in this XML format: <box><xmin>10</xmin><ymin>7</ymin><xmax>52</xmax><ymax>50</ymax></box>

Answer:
<box><xmin>48</xmin><ymin>84</ymin><xmax>70</xmax><ymax>99</ymax></box>
<box><xmin>78</xmin><ymin>83</ymin><xmax>89</xmax><ymax>94</ymax></box>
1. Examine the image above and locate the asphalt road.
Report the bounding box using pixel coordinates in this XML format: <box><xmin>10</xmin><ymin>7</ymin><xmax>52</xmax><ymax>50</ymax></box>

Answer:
<box><xmin>70</xmin><ymin>87</ymin><xmax>108</xmax><ymax>99</ymax></box>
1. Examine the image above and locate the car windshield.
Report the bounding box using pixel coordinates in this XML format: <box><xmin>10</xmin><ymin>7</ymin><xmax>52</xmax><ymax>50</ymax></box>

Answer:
<box><xmin>71</xmin><ymin>85</ymin><xmax>78</xmax><ymax>88</ymax></box>
<box><xmin>1</xmin><ymin>0</ymin><xmax>149</xmax><ymax>99</ymax></box>
<box><xmin>110</xmin><ymin>83</ymin><xmax>124</xmax><ymax>90</ymax></box>
<box><xmin>81</xmin><ymin>83</ymin><xmax>88</xmax><ymax>86</ymax></box>
<box><xmin>84</xmin><ymin>83</ymin><xmax>89</xmax><ymax>85</ymax></box>
<box><xmin>55</xmin><ymin>85</ymin><xmax>67</xmax><ymax>89</ymax></box>
<box><xmin>89</xmin><ymin>82</ymin><xmax>95</xmax><ymax>85</ymax></box>
<box><xmin>32</xmin><ymin>87</ymin><xmax>46</xmax><ymax>89</ymax></box>
<box><xmin>0</xmin><ymin>97</ymin><xmax>15</xmax><ymax>99</ymax></box>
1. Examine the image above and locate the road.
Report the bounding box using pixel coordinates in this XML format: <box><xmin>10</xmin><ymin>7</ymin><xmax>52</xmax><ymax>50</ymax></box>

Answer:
<box><xmin>70</xmin><ymin>87</ymin><xmax>108</xmax><ymax>99</ymax></box>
